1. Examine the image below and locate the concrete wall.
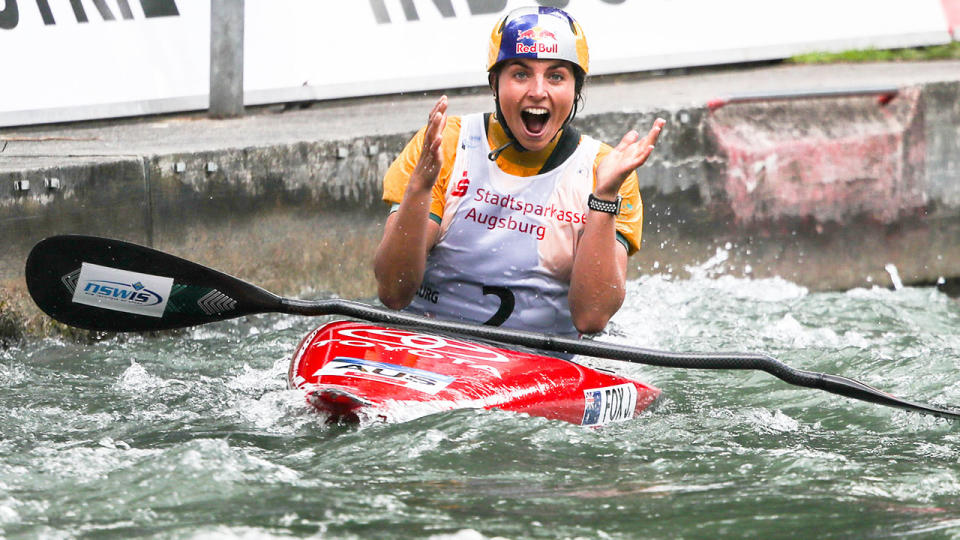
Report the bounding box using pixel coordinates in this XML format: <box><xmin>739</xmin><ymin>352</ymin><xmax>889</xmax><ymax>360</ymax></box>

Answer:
<box><xmin>630</xmin><ymin>82</ymin><xmax>960</xmax><ymax>291</ymax></box>
<box><xmin>2</xmin><ymin>78</ymin><xmax>959</xmax><ymax>339</ymax></box>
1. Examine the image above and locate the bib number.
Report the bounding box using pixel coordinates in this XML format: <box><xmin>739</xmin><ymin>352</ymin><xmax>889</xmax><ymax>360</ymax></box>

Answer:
<box><xmin>481</xmin><ymin>285</ymin><xmax>514</xmax><ymax>326</ymax></box>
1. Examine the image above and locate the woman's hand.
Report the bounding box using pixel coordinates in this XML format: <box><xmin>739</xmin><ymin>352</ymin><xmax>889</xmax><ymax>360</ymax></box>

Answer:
<box><xmin>569</xmin><ymin>117</ymin><xmax>666</xmax><ymax>334</ymax></box>
<box><xmin>409</xmin><ymin>95</ymin><xmax>448</xmax><ymax>193</ymax></box>
<box><xmin>374</xmin><ymin>95</ymin><xmax>447</xmax><ymax>310</ymax></box>
<box><xmin>593</xmin><ymin>117</ymin><xmax>665</xmax><ymax>198</ymax></box>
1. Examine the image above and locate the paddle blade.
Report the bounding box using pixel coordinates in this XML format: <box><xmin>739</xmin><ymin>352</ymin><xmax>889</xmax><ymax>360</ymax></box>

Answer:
<box><xmin>25</xmin><ymin>235</ymin><xmax>283</xmax><ymax>332</ymax></box>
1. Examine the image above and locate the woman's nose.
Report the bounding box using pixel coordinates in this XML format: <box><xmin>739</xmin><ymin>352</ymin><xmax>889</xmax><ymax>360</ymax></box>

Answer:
<box><xmin>528</xmin><ymin>75</ymin><xmax>548</xmax><ymax>98</ymax></box>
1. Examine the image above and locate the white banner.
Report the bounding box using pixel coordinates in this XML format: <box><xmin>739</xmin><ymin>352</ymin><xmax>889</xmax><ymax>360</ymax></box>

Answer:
<box><xmin>0</xmin><ymin>0</ymin><xmax>953</xmax><ymax>127</ymax></box>
<box><xmin>0</xmin><ymin>0</ymin><xmax>208</xmax><ymax>126</ymax></box>
<box><xmin>243</xmin><ymin>0</ymin><xmax>954</xmax><ymax>105</ymax></box>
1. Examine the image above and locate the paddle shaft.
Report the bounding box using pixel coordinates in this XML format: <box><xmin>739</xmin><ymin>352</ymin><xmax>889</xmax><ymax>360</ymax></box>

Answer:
<box><xmin>26</xmin><ymin>235</ymin><xmax>960</xmax><ymax>421</ymax></box>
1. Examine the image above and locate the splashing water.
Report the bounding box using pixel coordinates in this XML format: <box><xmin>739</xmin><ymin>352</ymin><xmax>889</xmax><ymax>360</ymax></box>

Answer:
<box><xmin>1</xmin><ymin>271</ymin><xmax>959</xmax><ymax>538</ymax></box>
<box><xmin>886</xmin><ymin>263</ymin><xmax>904</xmax><ymax>290</ymax></box>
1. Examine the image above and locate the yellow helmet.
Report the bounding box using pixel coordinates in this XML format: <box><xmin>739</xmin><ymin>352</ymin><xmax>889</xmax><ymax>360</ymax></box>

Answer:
<box><xmin>487</xmin><ymin>6</ymin><xmax>589</xmax><ymax>75</ymax></box>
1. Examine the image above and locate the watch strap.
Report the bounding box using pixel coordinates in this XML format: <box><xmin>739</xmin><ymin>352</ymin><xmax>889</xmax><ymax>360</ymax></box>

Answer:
<box><xmin>587</xmin><ymin>193</ymin><xmax>622</xmax><ymax>215</ymax></box>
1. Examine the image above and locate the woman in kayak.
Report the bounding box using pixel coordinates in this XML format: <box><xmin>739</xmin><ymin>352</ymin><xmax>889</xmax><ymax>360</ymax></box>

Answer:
<box><xmin>374</xmin><ymin>6</ymin><xmax>665</xmax><ymax>338</ymax></box>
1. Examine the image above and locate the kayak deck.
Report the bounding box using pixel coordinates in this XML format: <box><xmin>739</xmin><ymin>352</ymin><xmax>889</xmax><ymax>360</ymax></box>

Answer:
<box><xmin>288</xmin><ymin>321</ymin><xmax>660</xmax><ymax>426</ymax></box>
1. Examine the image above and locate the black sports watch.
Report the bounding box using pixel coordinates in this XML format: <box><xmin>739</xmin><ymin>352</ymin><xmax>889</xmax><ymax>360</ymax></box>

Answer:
<box><xmin>587</xmin><ymin>193</ymin><xmax>622</xmax><ymax>215</ymax></box>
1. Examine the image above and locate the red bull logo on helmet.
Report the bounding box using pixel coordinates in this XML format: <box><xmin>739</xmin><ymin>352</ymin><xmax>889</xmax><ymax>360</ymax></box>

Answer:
<box><xmin>515</xmin><ymin>25</ymin><xmax>559</xmax><ymax>55</ymax></box>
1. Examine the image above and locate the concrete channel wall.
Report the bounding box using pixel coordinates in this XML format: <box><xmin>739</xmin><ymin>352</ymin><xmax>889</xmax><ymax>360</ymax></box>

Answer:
<box><xmin>2</xmin><ymin>63</ymin><xmax>959</xmax><ymax>341</ymax></box>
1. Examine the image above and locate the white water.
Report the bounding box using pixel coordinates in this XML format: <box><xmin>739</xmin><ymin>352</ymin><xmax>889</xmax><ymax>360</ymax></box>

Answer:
<box><xmin>2</xmin><ymin>262</ymin><xmax>960</xmax><ymax>538</ymax></box>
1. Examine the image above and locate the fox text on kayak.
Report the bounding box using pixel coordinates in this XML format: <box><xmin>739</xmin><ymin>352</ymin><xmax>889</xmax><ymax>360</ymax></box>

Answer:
<box><xmin>71</xmin><ymin>262</ymin><xmax>173</xmax><ymax>318</ymax></box>
<box><xmin>581</xmin><ymin>384</ymin><xmax>639</xmax><ymax>426</ymax></box>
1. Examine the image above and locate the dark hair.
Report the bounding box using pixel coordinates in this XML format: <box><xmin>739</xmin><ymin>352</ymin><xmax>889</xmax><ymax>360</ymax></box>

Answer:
<box><xmin>571</xmin><ymin>67</ymin><xmax>586</xmax><ymax>123</ymax></box>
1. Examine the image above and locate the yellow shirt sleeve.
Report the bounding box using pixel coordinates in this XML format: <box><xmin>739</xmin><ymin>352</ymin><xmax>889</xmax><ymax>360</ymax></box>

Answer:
<box><xmin>594</xmin><ymin>144</ymin><xmax>643</xmax><ymax>255</ymax></box>
<box><xmin>382</xmin><ymin>116</ymin><xmax>463</xmax><ymax>220</ymax></box>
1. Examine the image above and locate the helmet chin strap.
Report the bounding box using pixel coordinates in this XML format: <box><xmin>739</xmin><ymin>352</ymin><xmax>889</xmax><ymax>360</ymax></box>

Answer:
<box><xmin>487</xmin><ymin>95</ymin><xmax>528</xmax><ymax>161</ymax></box>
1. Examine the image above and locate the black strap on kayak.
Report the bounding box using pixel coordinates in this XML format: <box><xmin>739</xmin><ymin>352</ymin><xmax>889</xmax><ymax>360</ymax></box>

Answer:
<box><xmin>25</xmin><ymin>234</ymin><xmax>960</xmax><ymax>421</ymax></box>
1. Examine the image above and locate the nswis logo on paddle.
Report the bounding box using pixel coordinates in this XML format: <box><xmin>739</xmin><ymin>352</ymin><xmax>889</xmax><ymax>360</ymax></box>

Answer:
<box><xmin>72</xmin><ymin>263</ymin><xmax>174</xmax><ymax>318</ymax></box>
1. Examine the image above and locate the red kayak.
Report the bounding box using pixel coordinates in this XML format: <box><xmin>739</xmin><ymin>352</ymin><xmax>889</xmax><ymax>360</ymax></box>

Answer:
<box><xmin>288</xmin><ymin>320</ymin><xmax>661</xmax><ymax>426</ymax></box>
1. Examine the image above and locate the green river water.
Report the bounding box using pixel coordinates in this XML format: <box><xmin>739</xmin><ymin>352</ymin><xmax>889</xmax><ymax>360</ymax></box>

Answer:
<box><xmin>2</xmin><ymin>262</ymin><xmax>959</xmax><ymax>539</ymax></box>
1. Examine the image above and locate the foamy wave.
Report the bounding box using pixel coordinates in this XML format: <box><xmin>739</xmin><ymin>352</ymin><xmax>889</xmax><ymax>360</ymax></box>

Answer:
<box><xmin>115</xmin><ymin>360</ymin><xmax>182</xmax><ymax>393</ymax></box>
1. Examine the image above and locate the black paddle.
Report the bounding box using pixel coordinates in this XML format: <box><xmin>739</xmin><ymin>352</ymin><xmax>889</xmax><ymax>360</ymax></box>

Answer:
<box><xmin>25</xmin><ymin>234</ymin><xmax>960</xmax><ymax>421</ymax></box>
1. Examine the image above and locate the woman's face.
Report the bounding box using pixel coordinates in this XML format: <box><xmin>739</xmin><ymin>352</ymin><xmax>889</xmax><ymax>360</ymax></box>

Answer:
<box><xmin>495</xmin><ymin>59</ymin><xmax>576</xmax><ymax>152</ymax></box>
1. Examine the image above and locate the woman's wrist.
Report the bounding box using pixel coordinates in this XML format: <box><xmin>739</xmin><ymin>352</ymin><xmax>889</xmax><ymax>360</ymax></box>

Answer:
<box><xmin>592</xmin><ymin>171</ymin><xmax>623</xmax><ymax>200</ymax></box>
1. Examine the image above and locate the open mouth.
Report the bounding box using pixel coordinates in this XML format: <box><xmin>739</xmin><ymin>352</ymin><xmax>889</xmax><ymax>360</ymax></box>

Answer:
<box><xmin>521</xmin><ymin>107</ymin><xmax>550</xmax><ymax>135</ymax></box>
